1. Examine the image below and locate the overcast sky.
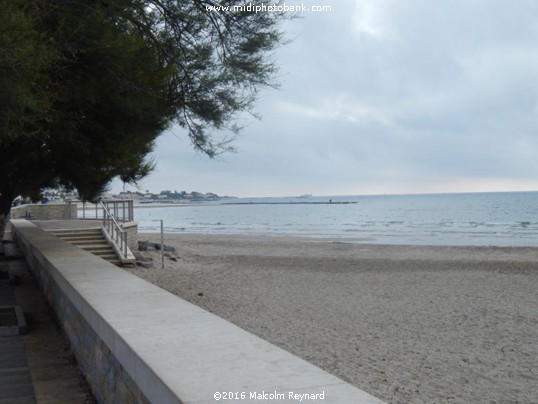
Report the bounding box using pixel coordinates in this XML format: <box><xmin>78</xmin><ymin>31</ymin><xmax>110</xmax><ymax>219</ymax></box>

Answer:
<box><xmin>112</xmin><ymin>0</ymin><xmax>538</xmax><ymax>197</ymax></box>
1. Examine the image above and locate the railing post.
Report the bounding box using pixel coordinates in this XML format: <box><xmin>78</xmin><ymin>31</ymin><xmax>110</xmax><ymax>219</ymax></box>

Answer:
<box><xmin>99</xmin><ymin>200</ymin><xmax>130</xmax><ymax>261</ymax></box>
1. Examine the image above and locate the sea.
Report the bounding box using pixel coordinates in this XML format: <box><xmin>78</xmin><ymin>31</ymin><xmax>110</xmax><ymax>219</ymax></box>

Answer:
<box><xmin>134</xmin><ymin>192</ymin><xmax>538</xmax><ymax>246</ymax></box>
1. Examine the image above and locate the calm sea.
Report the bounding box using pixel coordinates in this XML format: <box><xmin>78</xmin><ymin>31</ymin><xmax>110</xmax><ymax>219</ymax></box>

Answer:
<box><xmin>134</xmin><ymin>192</ymin><xmax>538</xmax><ymax>246</ymax></box>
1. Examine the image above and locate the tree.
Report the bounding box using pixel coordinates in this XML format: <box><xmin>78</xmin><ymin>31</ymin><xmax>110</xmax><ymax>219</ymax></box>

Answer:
<box><xmin>0</xmin><ymin>0</ymin><xmax>287</xmax><ymax>221</ymax></box>
<box><xmin>0</xmin><ymin>0</ymin><xmax>59</xmax><ymax>215</ymax></box>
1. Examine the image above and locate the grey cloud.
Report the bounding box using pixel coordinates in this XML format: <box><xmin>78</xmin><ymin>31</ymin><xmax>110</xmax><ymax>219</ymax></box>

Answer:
<box><xmin>114</xmin><ymin>1</ymin><xmax>538</xmax><ymax>197</ymax></box>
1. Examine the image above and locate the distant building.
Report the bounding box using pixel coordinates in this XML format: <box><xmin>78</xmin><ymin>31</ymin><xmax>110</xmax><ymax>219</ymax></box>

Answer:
<box><xmin>118</xmin><ymin>191</ymin><xmax>139</xmax><ymax>201</ymax></box>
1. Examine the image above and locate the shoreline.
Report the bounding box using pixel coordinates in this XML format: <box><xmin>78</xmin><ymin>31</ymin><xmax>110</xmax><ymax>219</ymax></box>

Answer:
<box><xmin>139</xmin><ymin>230</ymin><xmax>538</xmax><ymax>252</ymax></box>
<box><xmin>125</xmin><ymin>233</ymin><xmax>538</xmax><ymax>403</ymax></box>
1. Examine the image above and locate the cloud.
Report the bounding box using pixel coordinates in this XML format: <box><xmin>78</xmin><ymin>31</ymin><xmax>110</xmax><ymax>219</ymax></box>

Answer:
<box><xmin>275</xmin><ymin>97</ymin><xmax>392</xmax><ymax>124</ymax></box>
<box><xmin>350</xmin><ymin>0</ymin><xmax>395</xmax><ymax>39</ymax></box>
<box><xmin>112</xmin><ymin>1</ymin><xmax>538</xmax><ymax>197</ymax></box>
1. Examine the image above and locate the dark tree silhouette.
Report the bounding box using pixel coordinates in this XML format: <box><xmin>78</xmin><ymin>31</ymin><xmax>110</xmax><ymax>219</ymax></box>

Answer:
<box><xmin>0</xmin><ymin>0</ymin><xmax>287</xmax><ymax>220</ymax></box>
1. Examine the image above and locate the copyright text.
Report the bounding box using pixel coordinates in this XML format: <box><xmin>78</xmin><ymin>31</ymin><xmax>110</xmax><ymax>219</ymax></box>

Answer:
<box><xmin>213</xmin><ymin>390</ymin><xmax>325</xmax><ymax>401</ymax></box>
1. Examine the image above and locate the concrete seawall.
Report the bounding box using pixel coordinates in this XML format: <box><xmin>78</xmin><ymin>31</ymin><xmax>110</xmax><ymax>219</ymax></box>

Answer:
<box><xmin>10</xmin><ymin>202</ymin><xmax>77</xmax><ymax>220</ymax></box>
<box><xmin>11</xmin><ymin>219</ymin><xmax>383</xmax><ymax>403</ymax></box>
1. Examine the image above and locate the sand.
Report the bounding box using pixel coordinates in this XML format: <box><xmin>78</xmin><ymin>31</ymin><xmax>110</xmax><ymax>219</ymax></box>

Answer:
<box><xmin>124</xmin><ymin>234</ymin><xmax>538</xmax><ymax>404</ymax></box>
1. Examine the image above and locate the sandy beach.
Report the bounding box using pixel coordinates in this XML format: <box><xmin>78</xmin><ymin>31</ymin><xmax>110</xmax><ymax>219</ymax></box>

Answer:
<box><xmin>124</xmin><ymin>234</ymin><xmax>538</xmax><ymax>404</ymax></box>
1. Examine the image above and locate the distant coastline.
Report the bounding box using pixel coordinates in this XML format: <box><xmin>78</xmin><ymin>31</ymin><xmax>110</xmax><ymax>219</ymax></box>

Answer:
<box><xmin>222</xmin><ymin>201</ymin><xmax>357</xmax><ymax>205</ymax></box>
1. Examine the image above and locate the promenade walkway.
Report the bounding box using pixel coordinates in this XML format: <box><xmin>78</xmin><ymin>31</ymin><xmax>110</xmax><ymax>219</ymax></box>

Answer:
<box><xmin>0</xmin><ymin>241</ymin><xmax>94</xmax><ymax>403</ymax></box>
<box><xmin>0</xmin><ymin>258</ymin><xmax>35</xmax><ymax>403</ymax></box>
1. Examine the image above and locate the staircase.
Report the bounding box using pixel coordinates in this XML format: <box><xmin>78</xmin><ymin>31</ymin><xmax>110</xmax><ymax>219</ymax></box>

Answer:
<box><xmin>51</xmin><ymin>228</ymin><xmax>122</xmax><ymax>266</ymax></box>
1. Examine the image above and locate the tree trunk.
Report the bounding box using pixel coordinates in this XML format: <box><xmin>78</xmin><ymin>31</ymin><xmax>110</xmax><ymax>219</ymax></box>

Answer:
<box><xmin>0</xmin><ymin>194</ymin><xmax>15</xmax><ymax>240</ymax></box>
<box><xmin>0</xmin><ymin>194</ymin><xmax>14</xmax><ymax>217</ymax></box>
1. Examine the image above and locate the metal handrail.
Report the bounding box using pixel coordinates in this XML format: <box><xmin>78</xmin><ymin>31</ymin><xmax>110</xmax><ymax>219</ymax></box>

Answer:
<box><xmin>102</xmin><ymin>199</ymin><xmax>134</xmax><ymax>222</ymax></box>
<box><xmin>100</xmin><ymin>201</ymin><xmax>128</xmax><ymax>258</ymax></box>
<box><xmin>79</xmin><ymin>199</ymin><xmax>134</xmax><ymax>222</ymax></box>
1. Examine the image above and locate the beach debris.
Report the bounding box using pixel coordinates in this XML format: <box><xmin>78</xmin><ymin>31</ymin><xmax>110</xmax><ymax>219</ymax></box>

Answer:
<box><xmin>138</xmin><ymin>261</ymin><xmax>154</xmax><ymax>268</ymax></box>
<box><xmin>134</xmin><ymin>252</ymin><xmax>155</xmax><ymax>268</ymax></box>
<box><xmin>135</xmin><ymin>245</ymin><xmax>179</xmax><ymax>266</ymax></box>
<box><xmin>163</xmin><ymin>245</ymin><xmax>176</xmax><ymax>252</ymax></box>
<box><xmin>137</xmin><ymin>240</ymin><xmax>151</xmax><ymax>251</ymax></box>
<box><xmin>138</xmin><ymin>240</ymin><xmax>176</xmax><ymax>253</ymax></box>
<box><xmin>197</xmin><ymin>292</ymin><xmax>204</xmax><ymax>297</ymax></box>
<box><xmin>164</xmin><ymin>252</ymin><xmax>178</xmax><ymax>262</ymax></box>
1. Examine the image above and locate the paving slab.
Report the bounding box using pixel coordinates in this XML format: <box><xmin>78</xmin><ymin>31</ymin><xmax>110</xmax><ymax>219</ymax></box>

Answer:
<box><xmin>1</xmin><ymin>257</ymin><xmax>95</xmax><ymax>404</ymax></box>
<box><xmin>0</xmin><ymin>265</ymin><xmax>36</xmax><ymax>403</ymax></box>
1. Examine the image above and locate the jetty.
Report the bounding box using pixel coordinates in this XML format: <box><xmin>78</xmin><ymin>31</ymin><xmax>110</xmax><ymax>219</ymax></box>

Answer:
<box><xmin>223</xmin><ymin>201</ymin><xmax>358</xmax><ymax>205</ymax></box>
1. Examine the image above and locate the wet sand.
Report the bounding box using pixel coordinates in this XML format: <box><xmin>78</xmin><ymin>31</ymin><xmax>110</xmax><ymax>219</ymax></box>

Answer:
<box><xmin>125</xmin><ymin>234</ymin><xmax>538</xmax><ymax>404</ymax></box>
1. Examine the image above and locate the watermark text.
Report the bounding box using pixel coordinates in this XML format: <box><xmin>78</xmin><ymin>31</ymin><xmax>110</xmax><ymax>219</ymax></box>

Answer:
<box><xmin>213</xmin><ymin>390</ymin><xmax>326</xmax><ymax>401</ymax></box>
<box><xmin>205</xmin><ymin>2</ymin><xmax>332</xmax><ymax>14</ymax></box>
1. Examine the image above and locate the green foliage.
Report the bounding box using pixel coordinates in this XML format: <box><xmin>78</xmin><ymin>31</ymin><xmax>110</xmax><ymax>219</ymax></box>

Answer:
<box><xmin>0</xmin><ymin>0</ymin><xmax>286</xmax><ymax>213</ymax></box>
<box><xmin>0</xmin><ymin>0</ymin><xmax>58</xmax><ymax>142</ymax></box>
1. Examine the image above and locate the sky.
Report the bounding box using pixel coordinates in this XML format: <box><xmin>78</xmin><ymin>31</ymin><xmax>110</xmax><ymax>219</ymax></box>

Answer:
<box><xmin>111</xmin><ymin>0</ymin><xmax>538</xmax><ymax>198</ymax></box>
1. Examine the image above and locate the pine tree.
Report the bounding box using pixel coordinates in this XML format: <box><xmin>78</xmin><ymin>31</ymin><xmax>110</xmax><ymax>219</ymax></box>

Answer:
<box><xmin>0</xmin><ymin>0</ymin><xmax>287</xmax><ymax>219</ymax></box>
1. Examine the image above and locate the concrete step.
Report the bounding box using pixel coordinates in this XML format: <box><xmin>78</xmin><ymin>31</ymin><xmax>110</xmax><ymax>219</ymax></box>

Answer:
<box><xmin>55</xmin><ymin>234</ymin><xmax>104</xmax><ymax>241</ymax></box>
<box><xmin>98</xmin><ymin>253</ymin><xmax>116</xmax><ymax>258</ymax></box>
<box><xmin>52</xmin><ymin>227</ymin><xmax>101</xmax><ymax>233</ymax></box>
<box><xmin>69</xmin><ymin>239</ymin><xmax>108</xmax><ymax>245</ymax></box>
<box><xmin>80</xmin><ymin>245</ymin><xmax>113</xmax><ymax>253</ymax></box>
<box><xmin>55</xmin><ymin>237</ymin><xmax>106</xmax><ymax>244</ymax></box>
<box><xmin>80</xmin><ymin>248</ymin><xmax>114</xmax><ymax>255</ymax></box>
<box><xmin>50</xmin><ymin>229</ymin><xmax>121</xmax><ymax>267</ymax></box>
<box><xmin>51</xmin><ymin>230</ymin><xmax>101</xmax><ymax>238</ymax></box>
<box><xmin>89</xmin><ymin>247</ymin><xmax>114</xmax><ymax>254</ymax></box>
